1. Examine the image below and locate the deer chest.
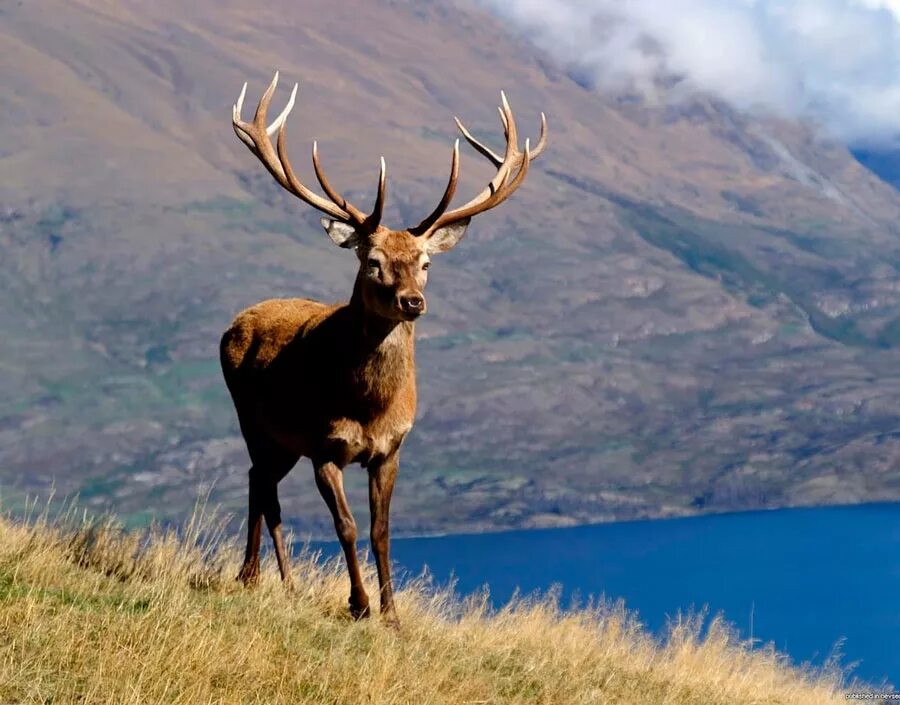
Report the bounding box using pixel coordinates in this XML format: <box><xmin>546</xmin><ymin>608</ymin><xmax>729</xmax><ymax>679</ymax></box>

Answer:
<box><xmin>326</xmin><ymin>415</ymin><xmax>413</xmax><ymax>467</ymax></box>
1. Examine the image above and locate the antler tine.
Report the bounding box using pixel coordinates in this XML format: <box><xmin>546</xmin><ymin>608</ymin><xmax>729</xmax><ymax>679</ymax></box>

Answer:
<box><xmin>232</xmin><ymin>73</ymin><xmax>381</xmax><ymax>229</ymax></box>
<box><xmin>253</xmin><ymin>71</ymin><xmax>279</xmax><ymax>127</ymax></box>
<box><xmin>409</xmin><ymin>139</ymin><xmax>460</xmax><ymax>236</ymax></box>
<box><xmin>455</xmin><ymin>117</ymin><xmax>503</xmax><ymax>167</ymax></box>
<box><xmin>531</xmin><ymin>112</ymin><xmax>548</xmax><ymax>159</ymax></box>
<box><xmin>267</xmin><ymin>82</ymin><xmax>297</xmax><ymax>138</ymax></box>
<box><xmin>232</xmin><ymin>83</ymin><xmax>254</xmax><ymax>149</ymax></box>
<box><xmin>409</xmin><ymin>92</ymin><xmax>546</xmax><ymax>237</ymax></box>
<box><xmin>368</xmin><ymin>156</ymin><xmax>387</xmax><ymax>229</ymax></box>
<box><xmin>273</xmin><ymin>119</ymin><xmax>344</xmax><ymax>221</ymax></box>
<box><xmin>499</xmin><ymin>91</ymin><xmax>518</xmax><ymax>161</ymax></box>
<box><xmin>505</xmin><ymin>137</ymin><xmax>531</xmax><ymax>195</ymax></box>
<box><xmin>311</xmin><ymin>142</ymin><xmax>368</xmax><ymax>224</ymax></box>
<box><xmin>498</xmin><ymin>107</ymin><xmax>509</xmax><ymax>136</ymax></box>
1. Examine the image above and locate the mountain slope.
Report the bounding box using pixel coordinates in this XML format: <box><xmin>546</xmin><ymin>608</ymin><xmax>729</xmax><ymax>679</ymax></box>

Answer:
<box><xmin>2</xmin><ymin>0</ymin><xmax>900</xmax><ymax>534</ymax></box>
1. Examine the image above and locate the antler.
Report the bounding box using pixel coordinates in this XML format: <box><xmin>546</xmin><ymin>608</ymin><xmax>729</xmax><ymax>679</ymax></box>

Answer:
<box><xmin>232</xmin><ymin>72</ymin><xmax>386</xmax><ymax>231</ymax></box>
<box><xmin>410</xmin><ymin>92</ymin><xmax>547</xmax><ymax>237</ymax></box>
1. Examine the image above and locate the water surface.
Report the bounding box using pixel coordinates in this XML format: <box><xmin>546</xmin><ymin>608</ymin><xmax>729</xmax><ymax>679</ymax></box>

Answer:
<box><xmin>315</xmin><ymin>503</ymin><xmax>900</xmax><ymax>686</ymax></box>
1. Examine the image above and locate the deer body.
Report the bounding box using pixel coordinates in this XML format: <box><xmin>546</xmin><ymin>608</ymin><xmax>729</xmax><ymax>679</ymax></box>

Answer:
<box><xmin>224</xmin><ymin>72</ymin><xmax>545</xmax><ymax>622</ymax></box>
<box><xmin>221</xmin><ymin>297</ymin><xmax>416</xmax><ymax>467</ymax></box>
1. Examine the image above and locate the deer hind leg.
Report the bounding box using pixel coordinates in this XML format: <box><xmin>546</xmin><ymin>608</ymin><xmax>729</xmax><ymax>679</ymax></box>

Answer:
<box><xmin>237</xmin><ymin>468</ymin><xmax>264</xmax><ymax>586</ymax></box>
<box><xmin>261</xmin><ymin>477</ymin><xmax>293</xmax><ymax>589</ymax></box>
<box><xmin>238</xmin><ymin>436</ymin><xmax>298</xmax><ymax>588</ymax></box>
<box><xmin>314</xmin><ymin>460</ymin><xmax>370</xmax><ymax>619</ymax></box>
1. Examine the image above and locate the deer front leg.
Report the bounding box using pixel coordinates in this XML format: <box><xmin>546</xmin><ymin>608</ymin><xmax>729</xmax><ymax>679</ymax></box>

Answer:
<box><xmin>368</xmin><ymin>450</ymin><xmax>399</xmax><ymax>625</ymax></box>
<box><xmin>314</xmin><ymin>460</ymin><xmax>370</xmax><ymax>619</ymax></box>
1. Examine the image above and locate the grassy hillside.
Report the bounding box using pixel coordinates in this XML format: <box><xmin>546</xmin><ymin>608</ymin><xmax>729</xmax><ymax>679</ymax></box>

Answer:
<box><xmin>0</xmin><ymin>507</ymin><xmax>849</xmax><ymax>704</ymax></box>
<box><xmin>3</xmin><ymin>0</ymin><xmax>900</xmax><ymax>533</ymax></box>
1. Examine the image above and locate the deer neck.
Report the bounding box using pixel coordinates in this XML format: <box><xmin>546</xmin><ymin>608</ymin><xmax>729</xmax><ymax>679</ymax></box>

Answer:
<box><xmin>346</xmin><ymin>280</ymin><xmax>416</xmax><ymax>408</ymax></box>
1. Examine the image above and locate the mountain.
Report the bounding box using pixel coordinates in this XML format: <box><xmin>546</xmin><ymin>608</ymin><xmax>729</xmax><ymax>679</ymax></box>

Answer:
<box><xmin>3</xmin><ymin>0</ymin><xmax>900</xmax><ymax>536</ymax></box>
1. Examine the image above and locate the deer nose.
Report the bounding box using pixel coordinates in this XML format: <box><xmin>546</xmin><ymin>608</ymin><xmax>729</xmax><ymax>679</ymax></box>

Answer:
<box><xmin>399</xmin><ymin>294</ymin><xmax>425</xmax><ymax>314</ymax></box>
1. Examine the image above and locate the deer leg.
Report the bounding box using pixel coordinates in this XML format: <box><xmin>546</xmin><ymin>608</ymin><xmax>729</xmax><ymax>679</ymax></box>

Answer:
<box><xmin>261</xmin><ymin>480</ymin><xmax>293</xmax><ymax>589</ymax></box>
<box><xmin>368</xmin><ymin>450</ymin><xmax>399</xmax><ymax>624</ymax></box>
<box><xmin>314</xmin><ymin>460</ymin><xmax>370</xmax><ymax>619</ymax></box>
<box><xmin>237</xmin><ymin>468</ymin><xmax>264</xmax><ymax>586</ymax></box>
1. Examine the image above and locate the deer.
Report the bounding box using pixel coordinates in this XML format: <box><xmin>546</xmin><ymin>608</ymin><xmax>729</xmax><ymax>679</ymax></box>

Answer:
<box><xmin>221</xmin><ymin>72</ymin><xmax>546</xmax><ymax>624</ymax></box>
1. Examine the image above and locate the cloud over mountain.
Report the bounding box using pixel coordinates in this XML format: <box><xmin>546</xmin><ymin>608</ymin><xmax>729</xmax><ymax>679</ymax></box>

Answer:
<box><xmin>485</xmin><ymin>0</ymin><xmax>900</xmax><ymax>146</ymax></box>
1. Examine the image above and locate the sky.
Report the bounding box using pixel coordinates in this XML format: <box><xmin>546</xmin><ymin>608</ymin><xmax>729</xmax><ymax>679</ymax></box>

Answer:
<box><xmin>485</xmin><ymin>0</ymin><xmax>900</xmax><ymax>147</ymax></box>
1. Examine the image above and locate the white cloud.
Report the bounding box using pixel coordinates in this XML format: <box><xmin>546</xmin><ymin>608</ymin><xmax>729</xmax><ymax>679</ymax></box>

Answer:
<box><xmin>485</xmin><ymin>0</ymin><xmax>900</xmax><ymax>146</ymax></box>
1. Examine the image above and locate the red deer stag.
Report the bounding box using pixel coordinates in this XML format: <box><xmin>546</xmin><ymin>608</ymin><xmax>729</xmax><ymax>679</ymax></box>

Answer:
<box><xmin>221</xmin><ymin>72</ymin><xmax>546</xmax><ymax>623</ymax></box>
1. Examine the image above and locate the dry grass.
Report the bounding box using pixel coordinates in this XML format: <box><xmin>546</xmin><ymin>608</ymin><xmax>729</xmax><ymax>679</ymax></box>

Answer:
<box><xmin>0</xmin><ymin>502</ymin><xmax>849</xmax><ymax>705</ymax></box>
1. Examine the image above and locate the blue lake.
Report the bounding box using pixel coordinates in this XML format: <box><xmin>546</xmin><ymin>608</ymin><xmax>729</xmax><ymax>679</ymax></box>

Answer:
<box><xmin>313</xmin><ymin>503</ymin><xmax>899</xmax><ymax>686</ymax></box>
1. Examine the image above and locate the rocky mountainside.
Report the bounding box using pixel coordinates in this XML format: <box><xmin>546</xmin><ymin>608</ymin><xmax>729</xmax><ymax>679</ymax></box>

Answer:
<box><xmin>2</xmin><ymin>0</ymin><xmax>900</xmax><ymax>535</ymax></box>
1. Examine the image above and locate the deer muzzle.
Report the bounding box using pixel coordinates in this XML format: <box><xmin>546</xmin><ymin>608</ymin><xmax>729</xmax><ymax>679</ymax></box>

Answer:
<box><xmin>398</xmin><ymin>292</ymin><xmax>426</xmax><ymax>319</ymax></box>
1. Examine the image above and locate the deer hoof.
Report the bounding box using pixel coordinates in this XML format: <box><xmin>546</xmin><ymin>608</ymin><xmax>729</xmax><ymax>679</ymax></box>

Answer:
<box><xmin>382</xmin><ymin>612</ymin><xmax>401</xmax><ymax>630</ymax></box>
<box><xmin>236</xmin><ymin>564</ymin><xmax>260</xmax><ymax>587</ymax></box>
<box><xmin>349</xmin><ymin>601</ymin><xmax>371</xmax><ymax>620</ymax></box>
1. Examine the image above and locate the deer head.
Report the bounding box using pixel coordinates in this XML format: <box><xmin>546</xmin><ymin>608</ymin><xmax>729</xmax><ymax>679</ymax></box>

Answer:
<box><xmin>232</xmin><ymin>72</ymin><xmax>547</xmax><ymax>322</ymax></box>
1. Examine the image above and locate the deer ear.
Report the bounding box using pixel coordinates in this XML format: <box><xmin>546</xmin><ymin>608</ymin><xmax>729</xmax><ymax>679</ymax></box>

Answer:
<box><xmin>321</xmin><ymin>218</ymin><xmax>361</xmax><ymax>249</ymax></box>
<box><xmin>424</xmin><ymin>218</ymin><xmax>471</xmax><ymax>254</ymax></box>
